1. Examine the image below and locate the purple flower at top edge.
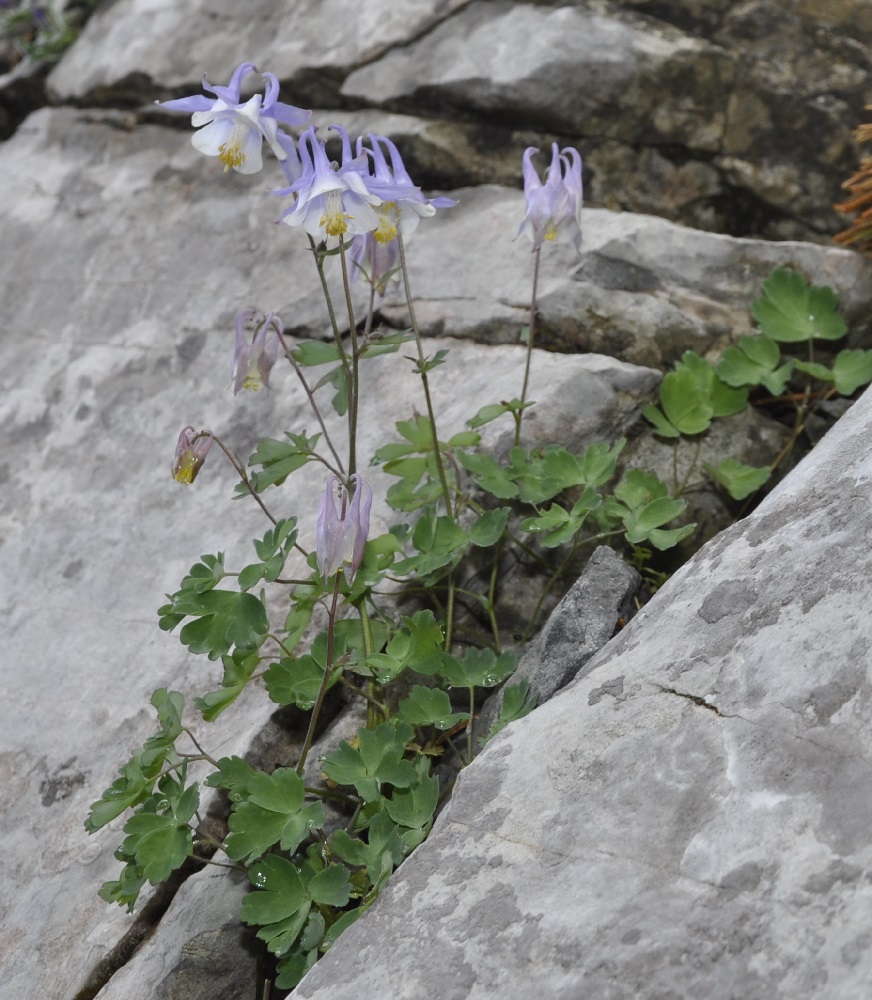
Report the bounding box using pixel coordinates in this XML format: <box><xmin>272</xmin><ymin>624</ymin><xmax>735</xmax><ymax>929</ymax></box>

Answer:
<box><xmin>315</xmin><ymin>473</ymin><xmax>372</xmax><ymax>582</ymax></box>
<box><xmin>156</xmin><ymin>62</ymin><xmax>311</xmax><ymax>175</ymax></box>
<box><xmin>517</xmin><ymin>143</ymin><xmax>583</xmax><ymax>252</ymax></box>
<box><xmin>172</xmin><ymin>426</ymin><xmax>213</xmax><ymax>484</ymax></box>
<box><xmin>231</xmin><ymin>308</ymin><xmax>282</xmax><ymax>394</ymax></box>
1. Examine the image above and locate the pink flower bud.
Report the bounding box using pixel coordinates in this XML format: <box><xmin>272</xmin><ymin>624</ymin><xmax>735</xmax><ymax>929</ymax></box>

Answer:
<box><xmin>171</xmin><ymin>426</ymin><xmax>213</xmax><ymax>484</ymax></box>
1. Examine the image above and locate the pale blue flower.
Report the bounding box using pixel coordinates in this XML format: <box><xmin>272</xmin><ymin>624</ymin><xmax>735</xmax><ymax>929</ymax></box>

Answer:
<box><xmin>316</xmin><ymin>473</ymin><xmax>372</xmax><ymax>581</ymax></box>
<box><xmin>277</xmin><ymin>126</ymin><xmax>381</xmax><ymax>241</ymax></box>
<box><xmin>156</xmin><ymin>63</ymin><xmax>310</xmax><ymax>174</ymax></box>
<box><xmin>518</xmin><ymin>143</ymin><xmax>583</xmax><ymax>252</ymax></box>
<box><xmin>357</xmin><ymin>133</ymin><xmax>456</xmax><ymax>244</ymax></box>
<box><xmin>231</xmin><ymin>308</ymin><xmax>282</xmax><ymax>394</ymax></box>
<box><xmin>348</xmin><ymin>230</ymin><xmax>400</xmax><ymax>296</ymax></box>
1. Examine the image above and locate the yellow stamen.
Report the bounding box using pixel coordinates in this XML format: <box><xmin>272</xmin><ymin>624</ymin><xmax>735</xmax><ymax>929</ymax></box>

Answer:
<box><xmin>321</xmin><ymin>190</ymin><xmax>350</xmax><ymax>237</ymax></box>
<box><xmin>374</xmin><ymin>202</ymin><xmax>398</xmax><ymax>244</ymax></box>
<box><xmin>217</xmin><ymin>121</ymin><xmax>249</xmax><ymax>172</ymax></box>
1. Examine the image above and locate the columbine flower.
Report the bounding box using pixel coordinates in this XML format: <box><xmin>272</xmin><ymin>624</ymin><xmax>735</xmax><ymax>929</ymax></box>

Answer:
<box><xmin>358</xmin><ymin>133</ymin><xmax>456</xmax><ymax>243</ymax></box>
<box><xmin>315</xmin><ymin>474</ymin><xmax>372</xmax><ymax>582</ymax></box>
<box><xmin>517</xmin><ymin>143</ymin><xmax>583</xmax><ymax>252</ymax></box>
<box><xmin>348</xmin><ymin>230</ymin><xmax>400</xmax><ymax>296</ymax></box>
<box><xmin>171</xmin><ymin>426</ymin><xmax>213</xmax><ymax>484</ymax></box>
<box><xmin>346</xmin><ymin>133</ymin><xmax>455</xmax><ymax>290</ymax></box>
<box><xmin>156</xmin><ymin>62</ymin><xmax>311</xmax><ymax>174</ymax></box>
<box><xmin>277</xmin><ymin>126</ymin><xmax>382</xmax><ymax>241</ymax></box>
<box><xmin>231</xmin><ymin>309</ymin><xmax>282</xmax><ymax>394</ymax></box>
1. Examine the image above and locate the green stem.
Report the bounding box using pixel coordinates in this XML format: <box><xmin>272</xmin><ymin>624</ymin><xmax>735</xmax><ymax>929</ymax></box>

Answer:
<box><xmin>339</xmin><ymin>237</ymin><xmax>360</xmax><ymax>477</ymax></box>
<box><xmin>467</xmin><ymin>686</ymin><xmax>475</xmax><ymax>764</ymax></box>
<box><xmin>397</xmin><ymin>232</ymin><xmax>453</xmax><ymax>518</ymax></box>
<box><xmin>274</xmin><ymin>328</ymin><xmax>346</xmax><ymax>476</ymax></box>
<box><xmin>516</xmin><ymin>246</ymin><xmax>542</xmax><ymax>447</ymax></box>
<box><xmin>675</xmin><ymin>437</ymin><xmax>703</xmax><ymax>498</ymax></box>
<box><xmin>486</xmin><ymin>536</ymin><xmax>504</xmax><ymax>652</ymax></box>
<box><xmin>209</xmin><ymin>434</ymin><xmax>277</xmax><ymax>526</ymax></box>
<box><xmin>296</xmin><ymin>573</ymin><xmax>343</xmax><ymax>775</ymax></box>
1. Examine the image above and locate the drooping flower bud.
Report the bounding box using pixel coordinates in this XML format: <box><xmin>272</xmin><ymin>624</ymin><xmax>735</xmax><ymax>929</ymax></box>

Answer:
<box><xmin>231</xmin><ymin>309</ymin><xmax>282</xmax><ymax>394</ymax></box>
<box><xmin>315</xmin><ymin>473</ymin><xmax>372</xmax><ymax>582</ymax></box>
<box><xmin>171</xmin><ymin>426</ymin><xmax>213</xmax><ymax>484</ymax></box>
<box><xmin>517</xmin><ymin>143</ymin><xmax>583</xmax><ymax>253</ymax></box>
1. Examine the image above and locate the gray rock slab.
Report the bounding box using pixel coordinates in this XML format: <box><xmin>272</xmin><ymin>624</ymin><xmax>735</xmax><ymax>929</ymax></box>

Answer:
<box><xmin>47</xmin><ymin>0</ymin><xmax>472</xmax><ymax>106</ymax></box>
<box><xmin>293</xmin><ymin>386</ymin><xmax>872</xmax><ymax>999</ymax></box>
<box><xmin>378</xmin><ymin>191</ymin><xmax>872</xmax><ymax>368</ymax></box>
<box><xmin>343</xmin><ymin>1</ymin><xmax>733</xmax><ymax>150</ymax></box>
<box><xmin>476</xmin><ymin>545</ymin><xmax>640</xmax><ymax>741</ymax></box>
<box><xmin>0</xmin><ymin>108</ymin><xmax>663</xmax><ymax>998</ymax></box>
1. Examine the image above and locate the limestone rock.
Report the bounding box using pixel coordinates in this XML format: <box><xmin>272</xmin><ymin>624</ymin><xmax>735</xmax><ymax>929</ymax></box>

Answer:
<box><xmin>292</xmin><ymin>375</ymin><xmax>872</xmax><ymax>1000</ymax></box>
<box><xmin>475</xmin><ymin>545</ymin><xmax>640</xmax><ymax>743</ymax></box>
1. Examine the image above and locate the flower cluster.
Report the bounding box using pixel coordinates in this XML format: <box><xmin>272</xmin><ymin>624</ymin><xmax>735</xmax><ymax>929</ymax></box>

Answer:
<box><xmin>518</xmin><ymin>143</ymin><xmax>583</xmax><ymax>252</ymax></box>
<box><xmin>157</xmin><ymin>64</ymin><xmax>455</xmax><ymax>289</ymax></box>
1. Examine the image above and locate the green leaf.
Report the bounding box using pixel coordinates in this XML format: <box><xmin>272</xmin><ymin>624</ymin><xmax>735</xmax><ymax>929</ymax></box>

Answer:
<box><xmin>642</xmin><ymin>403</ymin><xmax>680</xmax><ymax>438</ymax></box>
<box><xmin>275</xmin><ymin>947</ymin><xmax>318</xmax><ymax>990</ymax></box>
<box><xmin>466</xmin><ymin>399</ymin><xmax>520</xmax><ymax>430</ymax></box>
<box><xmin>623</xmin><ymin>496</ymin><xmax>687</xmax><ymax>545</ymax></box>
<box><xmin>307</xmin><ymin>864</ymin><xmax>352</xmax><ymax>907</ymax></box>
<box><xmin>314</xmin><ymin>364</ymin><xmax>349</xmax><ymax>416</ymax></box>
<box><xmin>204</xmin><ymin>756</ymin><xmax>256</xmax><ymax>802</ymax></box>
<box><xmin>321</xmin><ymin>722</ymin><xmax>416</xmax><ymax>802</ymax></box>
<box><xmin>468</xmin><ymin>507</ymin><xmax>511</xmax><ymax>547</ymax></box>
<box><xmin>660</xmin><ymin>368</ymin><xmax>713</xmax><ymax>435</ymax></box>
<box><xmin>792</xmin><ymin>359</ymin><xmax>833</xmax><ymax>382</ymax></box>
<box><xmin>248</xmin><ymin>432</ymin><xmax>321</xmax><ymax>491</ymax></box>
<box><xmin>752</xmin><ymin>268</ymin><xmax>847</xmax><ymax>343</ymax></box>
<box><xmin>440</xmin><ymin>648</ymin><xmax>517</xmax><ymax>689</ymax></box>
<box><xmin>716</xmin><ymin>335</ymin><xmax>788</xmax><ymax>392</ymax></box>
<box><xmin>396</xmin><ymin>686</ymin><xmax>470</xmax><ymax>730</ymax></box>
<box><xmin>239</xmin><ymin>518</ymin><xmax>299</xmax><ymax>591</ymax></box>
<box><xmin>85</xmin><ymin>689</ymin><xmax>187</xmax><ymax>833</ymax></box>
<box><xmin>265</xmin><ymin>655</ymin><xmax>343</xmax><ymax>710</ymax></box>
<box><xmin>833</xmin><ymin>349</ymin><xmax>872</xmax><ymax>395</ymax></box>
<box><xmin>98</xmin><ymin>860</ymin><xmax>147</xmax><ymax>911</ymax></box>
<box><xmin>613</xmin><ymin>469</ymin><xmax>669</xmax><ymax>509</ymax></box>
<box><xmin>392</xmin><ymin>515</ymin><xmax>468</xmax><ymax>582</ymax></box>
<box><xmin>364</xmin><ymin>610</ymin><xmax>444</xmax><ymax>681</ymax></box>
<box><xmin>646</xmin><ymin>523</ymin><xmax>697</xmax><ymax>551</ymax></box>
<box><xmin>226</xmin><ymin>768</ymin><xmax>325</xmax><ymax>863</ymax></box>
<box><xmin>165</xmin><ymin>588</ymin><xmax>269</xmax><ymax>660</ymax></box>
<box><xmin>411</xmin><ymin>348</ymin><xmax>449</xmax><ymax>374</ymax></box>
<box><xmin>292</xmin><ymin>340</ymin><xmax>345</xmax><ymax>366</ymax></box>
<box><xmin>331</xmin><ymin>812</ymin><xmax>405</xmax><ymax>886</ymax></box>
<box><xmin>704</xmin><ymin>458</ymin><xmax>771</xmax><ymax>501</ymax></box>
<box><xmin>121</xmin><ymin>799</ymin><xmax>196</xmax><ymax>884</ymax></box>
<box><xmin>242</xmin><ymin>855</ymin><xmax>309</xmax><ymax>927</ymax></box>
<box><xmin>456</xmin><ymin>450</ymin><xmax>519</xmax><ymax>499</ymax></box>
<box><xmin>384</xmin><ymin>767</ymin><xmax>440</xmax><ymax>847</ymax></box>
<box><xmin>195</xmin><ymin>647</ymin><xmax>259</xmax><ymax>721</ymax></box>
<box><xmin>482</xmin><ymin>679</ymin><xmax>538</xmax><ymax>744</ymax></box>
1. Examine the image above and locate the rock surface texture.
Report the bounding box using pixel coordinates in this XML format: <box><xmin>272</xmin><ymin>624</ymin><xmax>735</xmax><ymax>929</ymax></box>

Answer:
<box><xmin>293</xmin><ymin>359</ymin><xmax>872</xmax><ymax>1000</ymax></box>
<box><xmin>0</xmin><ymin>1</ymin><xmax>870</xmax><ymax>999</ymax></box>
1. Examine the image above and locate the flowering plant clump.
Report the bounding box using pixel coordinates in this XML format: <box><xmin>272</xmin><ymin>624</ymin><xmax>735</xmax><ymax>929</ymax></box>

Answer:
<box><xmin>83</xmin><ymin>59</ymin><xmax>863</xmax><ymax>996</ymax></box>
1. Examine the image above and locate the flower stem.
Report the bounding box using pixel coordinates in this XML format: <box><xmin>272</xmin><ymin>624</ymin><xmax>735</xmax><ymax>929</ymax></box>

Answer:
<box><xmin>274</xmin><ymin>328</ymin><xmax>346</xmax><ymax>476</ymax></box>
<box><xmin>209</xmin><ymin>433</ymin><xmax>277</xmax><ymax>525</ymax></box>
<box><xmin>339</xmin><ymin>237</ymin><xmax>360</xmax><ymax>477</ymax></box>
<box><xmin>515</xmin><ymin>246</ymin><xmax>541</xmax><ymax>447</ymax></box>
<box><xmin>296</xmin><ymin>572</ymin><xmax>343</xmax><ymax>775</ymax></box>
<box><xmin>397</xmin><ymin>232</ymin><xmax>453</xmax><ymax>519</ymax></box>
